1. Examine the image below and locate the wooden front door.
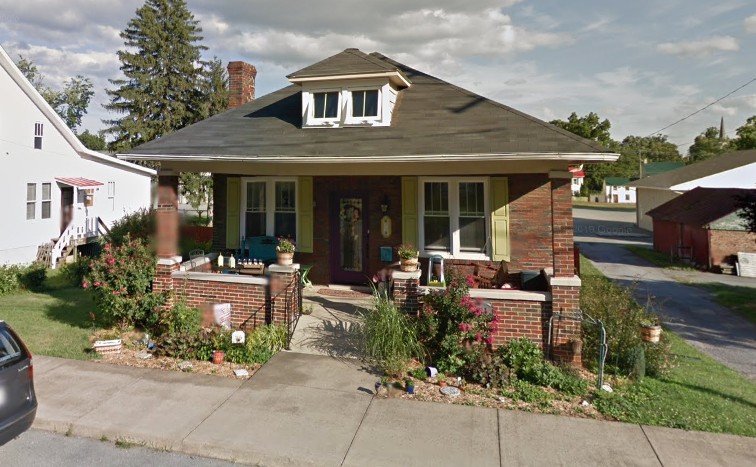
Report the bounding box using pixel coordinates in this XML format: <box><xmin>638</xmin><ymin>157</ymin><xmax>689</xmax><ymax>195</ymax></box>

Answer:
<box><xmin>60</xmin><ymin>186</ymin><xmax>74</xmax><ymax>234</ymax></box>
<box><xmin>329</xmin><ymin>194</ymin><xmax>369</xmax><ymax>284</ymax></box>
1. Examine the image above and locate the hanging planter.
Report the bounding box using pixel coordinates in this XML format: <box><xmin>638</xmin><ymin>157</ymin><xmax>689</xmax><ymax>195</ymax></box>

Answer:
<box><xmin>640</xmin><ymin>319</ymin><xmax>662</xmax><ymax>343</ymax></box>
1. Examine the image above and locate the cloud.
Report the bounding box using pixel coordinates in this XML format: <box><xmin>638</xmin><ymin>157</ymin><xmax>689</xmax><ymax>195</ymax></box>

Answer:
<box><xmin>746</xmin><ymin>15</ymin><xmax>756</xmax><ymax>34</ymax></box>
<box><xmin>657</xmin><ymin>35</ymin><xmax>739</xmax><ymax>57</ymax></box>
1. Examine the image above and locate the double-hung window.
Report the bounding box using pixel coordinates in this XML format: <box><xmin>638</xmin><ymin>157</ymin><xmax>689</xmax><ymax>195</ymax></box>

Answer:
<box><xmin>243</xmin><ymin>178</ymin><xmax>297</xmax><ymax>240</ymax></box>
<box><xmin>41</xmin><ymin>183</ymin><xmax>51</xmax><ymax>219</ymax></box>
<box><xmin>26</xmin><ymin>183</ymin><xmax>36</xmax><ymax>220</ymax></box>
<box><xmin>34</xmin><ymin>123</ymin><xmax>43</xmax><ymax>150</ymax></box>
<box><xmin>312</xmin><ymin>92</ymin><xmax>339</xmax><ymax>120</ymax></box>
<box><xmin>107</xmin><ymin>181</ymin><xmax>116</xmax><ymax>210</ymax></box>
<box><xmin>420</xmin><ymin>178</ymin><xmax>488</xmax><ymax>257</ymax></box>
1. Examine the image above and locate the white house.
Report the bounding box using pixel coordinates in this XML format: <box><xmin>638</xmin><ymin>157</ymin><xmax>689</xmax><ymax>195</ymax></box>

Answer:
<box><xmin>569</xmin><ymin>167</ymin><xmax>584</xmax><ymax>195</ymax></box>
<box><xmin>601</xmin><ymin>177</ymin><xmax>636</xmax><ymax>204</ymax></box>
<box><xmin>0</xmin><ymin>46</ymin><xmax>154</xmax><ymax>266</ymax></box>
<box><xmin>629</xmin><ymin>150</ymin><xmax>756</xmax><ymax>230</ymax></box>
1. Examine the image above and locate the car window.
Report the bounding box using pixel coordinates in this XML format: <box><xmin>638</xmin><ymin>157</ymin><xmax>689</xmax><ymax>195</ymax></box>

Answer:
<box><xmin>0</xmin><ymin>328</ymin><xmax>24</xmax><ymax>368</ymax></box>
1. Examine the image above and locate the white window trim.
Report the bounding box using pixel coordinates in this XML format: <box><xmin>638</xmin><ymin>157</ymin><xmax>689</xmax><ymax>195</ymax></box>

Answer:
<box><xmin>240</xmin><ymin>177</ymin><xmax>298</xmax><ymax>241</ymax></box>
<box><xmin>309</xmin><ymin>89</ymin><xmax>342</xmax><ymax>124</ymax></box>
<box><xmin>418</xmin><ymin>177</ymin><xmax>490</xmax><ymax>261</ymax></box>
<box><xmin>344</xmin><ymin>87</ymin><xmax>382</xmax><ymax>124</ymax></box>
<box><xmin>26</xmin><ymin>182</ymin><xmax>37</xmax><ymax>221</ymax></box>
<box><xmin>107</xmin><ymin>181</ymin><xmax>116</xmax><ymax>211</ymax></box>
<box><xmin>41</xmin><ymin>182</ymin><xmax>52</xmax><ymax>219</ymax></box>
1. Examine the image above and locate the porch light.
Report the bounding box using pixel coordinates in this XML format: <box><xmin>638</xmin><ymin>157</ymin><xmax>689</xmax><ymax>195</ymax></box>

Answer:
<box><xmin>380</xmin><ymin>195</ymin><xmax>389</xmax><ymax>213</ymax></box>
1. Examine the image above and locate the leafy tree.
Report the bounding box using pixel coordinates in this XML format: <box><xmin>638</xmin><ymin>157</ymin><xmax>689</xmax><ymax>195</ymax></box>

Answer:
<box><xmin>737</xmin><ymin>192</ymin><xmax>756</xmax><ymax>235</ymax></box>
<box><xmin>733</xmin><ymin>116</ymin><xmax>756</xmax><ymax>150</ymax></box>
<box><xmin>550</xmin><ymin>112</ymin><xmax>617</xmax><ymax>192</ymax></box>
<box><xmin>180</xmin><ymin>172</ymin><xmax>213</xmax><ymax>216</ymax></box>
<box><xmin>103</xmin><ymin>0</ymin><xmax>209</xmax><ymax>152</ymax></box>
<box><xmin>688</xmin><ymin>127</ymin><xmax>731</xmax><ymax>164</ymax></box>
<box><xmin>78</xmin><ymin>130</ymin><xmax>107</xmax><ymax>151</ymax></box>
<box><xmin>15</xmin><ymin>55</ymin><xmax>94</xmax><ymax>131</ymax></box>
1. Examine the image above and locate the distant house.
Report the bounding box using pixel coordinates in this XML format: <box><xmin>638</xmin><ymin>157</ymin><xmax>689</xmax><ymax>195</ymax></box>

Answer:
<box><xmin>629</xmin><ymin>150</ymin><xmax>756</xmax><ymax>231</ymax></box>
<box><xmin>647</xmin><ymin>187</ymin><xmax>756</xmax><ymax>271</ymax></box>
<box><xmin>569</xmin><ymin>167</ymin><xmax>584</xmax><ymax>195</ymax></box>
<box><xmin>0</xmin><ymin>45</ymin><xmax>154</xmax><ymax>267</ymax></box>
<box><xmin>601</xmin><ymin>177</ymin><xmax>636</xmax><ymax>203</ymax></box>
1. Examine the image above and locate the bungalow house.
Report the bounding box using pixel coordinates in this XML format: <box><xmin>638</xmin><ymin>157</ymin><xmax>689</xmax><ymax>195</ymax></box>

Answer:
<box><xmin>0</xmin><ymin>45</ymin><xmax>154</xmax><ymax>267</ymax></box>
<box><xmin>569</xmin><ymin>167</ymin><xmax>585</xmax><ymax>196</ymax></box>
<box><xmin>121</xmin><ymin>49</ymin><xmax>618</xmax><ymax>362</ymax></box>
<box><xmin>647</xmin><ymin>187</ymin><xmax>756</xmax><ymax>271</ymax></box>
<box><xmin>629</xmin><ymin>150</ymin><xmax>756</xmax><ymax>231</ymax></box>
<box><xmin>601</xmin><ymin>177</ymin><xmax>636</xmax><ymax>204</ymax></box>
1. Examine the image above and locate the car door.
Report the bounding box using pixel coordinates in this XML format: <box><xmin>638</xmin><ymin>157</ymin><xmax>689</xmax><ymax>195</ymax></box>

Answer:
<box><xmin>0</xmin><ymin>326</ymin><xmax>33</xmax><ymax>424</ymax></box>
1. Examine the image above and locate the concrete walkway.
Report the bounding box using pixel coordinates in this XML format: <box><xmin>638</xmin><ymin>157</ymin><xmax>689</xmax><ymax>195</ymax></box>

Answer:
<box><xmin>574</xmin><ymin>207</ymin><xmax>756</xmax><ymax>379</ymax></box>
<box><xmin>22</xmin><ymin>354</ymin><xmax>756</xmax><ymax>466</ymax></box>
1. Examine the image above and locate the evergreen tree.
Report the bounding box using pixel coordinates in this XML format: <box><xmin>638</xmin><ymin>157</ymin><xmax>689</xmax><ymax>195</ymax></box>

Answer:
<box><xmin>199</xmin><ymin>57</ymin><xmax>229</xmax><ymax>119</ymax></box>
<box><xmin>103</xmin><ymin>0</ymin><xmax>208</xmax><ymax>152</ymax></box>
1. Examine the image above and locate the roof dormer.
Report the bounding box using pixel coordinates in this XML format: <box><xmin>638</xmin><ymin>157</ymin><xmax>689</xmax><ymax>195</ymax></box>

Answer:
<box><xmin>287</xmin><ymin>48</ymin><xmax>411</xmax><ymax>128</ymax></box>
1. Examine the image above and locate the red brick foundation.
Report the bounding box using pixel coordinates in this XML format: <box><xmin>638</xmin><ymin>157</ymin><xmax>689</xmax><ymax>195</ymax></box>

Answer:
<box><xmin>393</xmin><ymin>270</ymin><xmax>421</xmax><ymax>314</ymax></box>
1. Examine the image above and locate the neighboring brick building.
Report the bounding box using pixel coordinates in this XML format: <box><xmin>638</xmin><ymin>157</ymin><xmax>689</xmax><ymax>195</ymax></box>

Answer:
<box><xmin>648</xmin><ymin>187</ymin><xmax>756</xmax><ymax>271</ymax></box>
<box><xmin>121</xmin><ymin>48</ymin><xmax>619</xmax><ymax>363</ymax></box>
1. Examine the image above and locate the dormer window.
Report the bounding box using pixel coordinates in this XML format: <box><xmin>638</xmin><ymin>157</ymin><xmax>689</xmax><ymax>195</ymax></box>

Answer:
<box><xmin>351</xmin><ymin>90</ymin><xmax>379</xmax><ymax>118</ymax></box>
<box><xmin>312</xmin><ymin>92</ymin><xmax>339</xmax><ymax>119</ymax></box>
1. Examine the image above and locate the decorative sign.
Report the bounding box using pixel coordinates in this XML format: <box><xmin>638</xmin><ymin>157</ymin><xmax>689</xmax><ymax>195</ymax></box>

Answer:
<box><xmin>231</xmin><ymin>330</ymin><xmax>246</xmax><ymax>344</ymax></box>
<box><xmin>380</xmin><ymin>215</ymin><xmax>392</xmax><ymax>238</ymax></box>
<box><xmin>213</xmin><ymin>303</ymin><xmax>232</xmax><ymax>329</ymax></box>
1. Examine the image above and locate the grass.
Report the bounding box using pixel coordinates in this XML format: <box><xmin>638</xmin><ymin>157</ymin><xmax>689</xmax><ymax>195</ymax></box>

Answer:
<box><xmin>572</xmin><ymin>200</ymin><xmax>636</xmax><ymax>211</ymax></box>
<box><xmin>581</xmin><ymin>255</ymin><xmax>756</xmax><ymax>437</ymax></box>
<box><xmin>696</xmin><ymin>283</ymin><xmax>756</xmax><ymax>325</ymax></box>
<box><xmin>625</xmin><ymin>245</ymin><xmax>697</xmax><ymax>271</ymax></box>
<box><xmin>0</xmin><ymin>272</ymin><xmax>101</xmax><ymax>360</ymax></box>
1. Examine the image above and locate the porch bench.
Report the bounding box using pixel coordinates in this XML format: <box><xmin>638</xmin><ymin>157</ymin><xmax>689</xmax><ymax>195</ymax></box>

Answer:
<box><xmin>238</xmin><ymin>236</ymin><xmax>278</xmax><ymax>265</ymax></box>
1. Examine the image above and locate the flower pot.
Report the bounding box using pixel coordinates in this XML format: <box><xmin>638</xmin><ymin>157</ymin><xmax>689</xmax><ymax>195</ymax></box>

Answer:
<box><xmin>400</xmin><ymin>257</ymin><xmax>419</xmax><ymax>272</ymax></box>
<box><xmin>277</xmin><ymin>252</ymin><xmax>294</xmax><ymax>266</ymax></box>
<box><xmin>406</xmin><ymin>383</ymin><xmax>415</xmax><ymax>395</ymax></box>
<box><xmin>438</xmin><ymin>380</ymin><xmax>447</xmax><ymax>388</ymax></box>
<box><xmin>212</xmin><ymin>351</ymin><xmax>225</xmax><ymax>364</ymax></box>
<box><xmin>640</xmin><ymin>325</ymin><xmax>662</xmax><ymax>343</ymax></box>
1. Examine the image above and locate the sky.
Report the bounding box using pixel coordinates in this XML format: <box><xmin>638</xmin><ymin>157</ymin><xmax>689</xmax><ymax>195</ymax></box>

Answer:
<box><xmin>1</xmin><ymin>0</ymin><xmax>755</xmax><ymax>153</ymax></box>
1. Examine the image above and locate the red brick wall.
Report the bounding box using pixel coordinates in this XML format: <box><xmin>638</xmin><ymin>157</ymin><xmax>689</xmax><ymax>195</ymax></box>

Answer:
<box><xmin>550</xmin><ymin>177</ymin><xmax>575</xmax><ymax>277</ymax></box>
<box><xmin>549</xmin><ymin>285</ymin><xmax>582</xmax><ymax>365</ymax></box>
<box><xmin>509</xmin><ymin>174</ymin><xmax>554</xmax><ymax>271</ymax></box>
<box><xmin>489</xmin><ymin>299</ymin><xmax>551</xmax><ymax>349</ymax></box>
<box><xmin>394</xmin><ymin>277</ymin><xmax>420</xmax><ymax>314</ymax></box>
<box><xmin>709</xmin><ymin>230</ymin><xmax>756</xmax><ymax>267</ymax></box>
<box><xmin>173</xmin><ymin>276</ymin><xmax>268</xmax><ymax>330</ymax></box>
<box><xmin>227</xmin><ymin>61</ymin><xmax>256</xmax><ymax>109</ymax></box>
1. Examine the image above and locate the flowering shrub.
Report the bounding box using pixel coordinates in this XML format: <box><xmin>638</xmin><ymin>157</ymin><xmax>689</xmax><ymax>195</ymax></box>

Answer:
<box><xmin>84</xmin><ymin>239</ymin><xmax>164</xmax><ymax>328</ymax></box>
<box><xmin>420</xmin><ymin>270</ymin><xmax>496</xmax><ymax>374</ymax></box>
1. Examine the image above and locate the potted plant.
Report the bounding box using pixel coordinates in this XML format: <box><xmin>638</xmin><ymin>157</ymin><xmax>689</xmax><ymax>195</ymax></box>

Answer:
<box><xmin>397</xmin><ymin>243</ymin><xmax>419</xmax><ymax>272</ymax></box>
<box><xmin>212</xmin><ymin>333</ymin><xmax>226</xmax><ymax>364</ymax></box>
<box><xmin>405</xmin><ymin>378</ymin><xmax>415</xmax><ymax>395</ymax></box>
<box><xmin>276</xmin><ymin>238</ymin><xmax>295</xmax><ymax>265</ymax></box>
<box><xmin>640</xmin><ymin>317</ymin><xmax>662</xmax><ymax>343</ymax></box>
<box><xmin>437</xmin><ymin>372</ymin><xmax>447</xmax><ymax>388</ymax></box>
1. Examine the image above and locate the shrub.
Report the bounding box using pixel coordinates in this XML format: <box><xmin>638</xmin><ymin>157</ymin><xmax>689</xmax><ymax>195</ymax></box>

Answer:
<box><xmin>467</xmin><ymin>351</ymin><xmax>510</xmax><ymax>388</ymax></box>
<box><xmin>644</xmin><ymin>335</ymin><xmax>673</xmax><ymax>377</ymax></box>
<box><xmin>84</xmin><ymin>239</ymin><xmax>164</xmax><ymax>328</ymax></box>
<box><xmin>18</xmin><ymin>262</ymin><xmax>47</xmax><ymax>291</ymax></box>
<box><xmin>166</xmin><ymin>299</ymin><xmax>201</xmax><ymax>335</ymax></box>
<box><xmin>105</xmin><ymin>208</ymin><xmax>155</xmax><ymax>247</ymax></box>
<box><xmin>500</xmin><ymin>338</ymin><xmax>543</xmax><ymax>375</ymax></box>
<box><xmin>60</xmin><ymin>256</ymin><xmax>90</xmax><ymax>287</ymax></box>
<box><xmin>362</xmin><ymin>288</ymin><xmax>424</xmax><ymax>376</ymax></box>
<box><xmin>0</xmin><ymin>265</ymin><xmax>22</xmax><ymax>296</ymax></box>
<box><xmin>505</xmin><ymin>380</ymin><xmax>551</xmax><ymax>404</ymax></box>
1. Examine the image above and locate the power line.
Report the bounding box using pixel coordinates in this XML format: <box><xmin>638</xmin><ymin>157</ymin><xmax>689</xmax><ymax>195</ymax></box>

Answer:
<box><xmin>646</xmin><ymin>75</ymin><xmax>756</xmax><ymax>137</ymax></box>
<box><xmin>675</xmin><ymin>129</ymin><xmax>738</xmax><ymax>149</ymax></box>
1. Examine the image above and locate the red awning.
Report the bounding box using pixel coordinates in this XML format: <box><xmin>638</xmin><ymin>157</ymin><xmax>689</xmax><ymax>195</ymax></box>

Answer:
<box><xmin>55</xmin><ymin>177</ymin><xmax>104</xmax><ymax>188</ymax></box>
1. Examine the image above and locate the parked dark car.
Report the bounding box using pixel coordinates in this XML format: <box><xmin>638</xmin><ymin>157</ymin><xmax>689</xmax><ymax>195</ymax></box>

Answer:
<box><xmin>0</xmin><ymin>321</ymin><xmax>37</xmax><ymax>446</ymax></box>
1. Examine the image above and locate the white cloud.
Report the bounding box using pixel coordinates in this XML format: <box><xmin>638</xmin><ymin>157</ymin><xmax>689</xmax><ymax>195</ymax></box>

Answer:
<box><xmin>745</xmin><ymin>15</ymin><xmax>756</xmax><ymax>34</ymax></box>
<box><xmin>657</xmin><ymin>35</ymin><xmax>739</xmax><ymax>57</ymax></box>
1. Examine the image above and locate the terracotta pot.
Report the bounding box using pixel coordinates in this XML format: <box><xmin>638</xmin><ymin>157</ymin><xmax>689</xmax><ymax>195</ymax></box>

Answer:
<box><xmin>640</xmin><ymin>325</ymin><xmax>662</xmax><ymax>343</ymax></box>
<box><xmin>277</xmin><ymin>252</ymin><xmax>294</xmax><ymax>265</ymax></box>
<box><xmin>212</xmin><ymin>351</ymin><xmax>225</xmax><ymax>364</ymax></box>
<box><xmin>400</xmin><ymin>257</ymin><xmax>419</xmax><ymax>272</ymax></box>
<box><xmin>438</xmin><ymin>380</ymin><xmax>447</xmax><ymax>388</ymax></box>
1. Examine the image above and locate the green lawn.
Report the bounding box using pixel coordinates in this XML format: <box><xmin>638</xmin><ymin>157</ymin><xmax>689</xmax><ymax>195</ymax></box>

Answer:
<box><xmin>696</xmin><ymin>283</ymin><xmax>756</xmax><ymax>325</ymax></box>
<box><xmin>625</xmin><ymin>244</ymin><xmax>697</xmax><ymax>271</ymax></box>
<box><xmin>581</xmin><ymin>255</ymin><xmax>756</xmax><ymax>437</ymax></box>
<box><xmin>0</xmin><ymin>277</ymin><xmax>100</xmax><ymax>360</ymax></box>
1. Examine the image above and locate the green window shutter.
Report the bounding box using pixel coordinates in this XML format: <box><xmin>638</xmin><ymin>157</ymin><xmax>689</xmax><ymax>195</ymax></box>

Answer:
<box><xmin>401</xmin><ymin>176</ymin><xmax>418</xmax><ymax>247</ymax></box>
<box><xmin>226</xmin><ymin>177</ymin><xmax>241</xmax><ymax>249</ymax></box>
<box><xmin>490</xmin><ymin>177</ymin><xmax>510</xmax><ymax>261</ymax></box>
<box><xmin>297</xmin><ymin>176</ymin><xmax>314</xmax><ymax>253</ymax></box>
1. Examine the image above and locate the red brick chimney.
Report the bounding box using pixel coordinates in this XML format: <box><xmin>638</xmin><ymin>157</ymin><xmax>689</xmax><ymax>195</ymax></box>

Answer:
<box><xmin>227</xmin><ymin>61</ymin><xmax>257</xmax><ymax>108</ymax></box>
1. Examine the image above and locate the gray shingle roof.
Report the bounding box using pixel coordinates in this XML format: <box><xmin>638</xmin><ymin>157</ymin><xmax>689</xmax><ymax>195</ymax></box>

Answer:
<box><xmin>647</xmin><ymin>187</ymin><xmax>755</xmax><ymax>227</ymax></box>
<box><xmin>287</xmin><ymin>48</ymin><xmax>402</xmax><ymax>79</ymax></box>
<box><xmin>629</xmin><ymin>150</ymin><xmax>756</xmax><ymax>189</ymax></box>
<box><xmin>124</xmin><ymin>50</ymin><xmax>613</xmax><ymax>160</ymax></box>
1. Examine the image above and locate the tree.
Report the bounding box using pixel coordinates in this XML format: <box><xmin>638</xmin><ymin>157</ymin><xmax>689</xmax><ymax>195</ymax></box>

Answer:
<box><xmin>737</xmin><ymin>192</ymin><xmax>756</xmax><ymax>235</ymax></box>
<box><xmin>103</xmin><ymin>0</ymin><xmax>209</xmax><ymax>152</ymax></box>
<box><xmin>688</xmin><ymin>127</ymin><xmax>731</xmax><ymax>164</ymax></box>
<box><xmin>78</xmin><ymin>130</ymin><xmax>107</xmax><ymax>151</ymax></box>
<box><xmin>199</xmin><ymin>57</ymin><xmax>229</xmax><ymax>119</ymax></box>
<box><xmin>550</xmin><ymin>112</ymin><xmax>617</xmax><ymax>192</ymax></box>
<box><xmin>733</xmin><ymin>116</ymin><xmax>756</xmax><ymax>150</ymax></box>
<box><xmin>180</xmin><ymin>172</ymin><xmax>213</xmax><ymax>218</ymax></box>
<box><xmin>15</xmin><ymin>55</ymin><xmax>94</xmax><ymax>131</ymax></box>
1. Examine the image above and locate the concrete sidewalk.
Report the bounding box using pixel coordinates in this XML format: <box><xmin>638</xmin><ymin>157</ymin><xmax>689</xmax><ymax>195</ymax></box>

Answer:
<box><xmin>25</xmin><ymin>353</ymin><xmax>756</xmax><ymax>466</ymax></box>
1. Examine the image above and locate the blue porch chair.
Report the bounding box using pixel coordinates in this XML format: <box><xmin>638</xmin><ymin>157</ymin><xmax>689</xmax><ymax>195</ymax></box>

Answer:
<box><xmin>238</xmin><ymin>236</ymin><xmax>279</xmax><ymax>265</ymax></box>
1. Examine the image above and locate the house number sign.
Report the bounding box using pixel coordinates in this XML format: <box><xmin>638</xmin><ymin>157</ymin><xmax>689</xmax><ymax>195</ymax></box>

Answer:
<box><xmin>380</xmin><ymin>215</ymin><xmax>392</xmax><ymax>239</ymax></box>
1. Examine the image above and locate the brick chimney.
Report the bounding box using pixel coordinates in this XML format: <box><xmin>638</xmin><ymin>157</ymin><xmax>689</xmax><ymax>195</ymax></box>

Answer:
<box><xmin>227</xmin><ymin>61</ymin><xmax>257</xmax><ymax>108</ymax></box>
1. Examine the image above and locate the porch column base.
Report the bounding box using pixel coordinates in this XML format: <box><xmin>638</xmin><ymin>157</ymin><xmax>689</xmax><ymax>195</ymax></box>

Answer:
<box><xmin>392</xmin><ymin>269</ymin><xmax>422</xmax><ymax>315</ymax></box>
<box><xmin>269</xmin><ymin>264</ymin><xmax>300</xmax><ymax>325</ymax></box>
<box><xmin>549</xmin><ymin>275</ymin><xmax>582</xmax><ymax>366</ymax></box>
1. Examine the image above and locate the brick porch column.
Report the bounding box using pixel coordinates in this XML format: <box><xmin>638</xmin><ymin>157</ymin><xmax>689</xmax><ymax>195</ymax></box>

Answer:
<box><xmin>268</xmin><ymin>264</ymin><xmax>300</xmax><ymax>325</ymax></box>
<box><xmin>155</xmin><ymin>174</ymin><xmax>182</xmax><ymax>295</ymax></box>
<box><xmin>392</xmin><ymin>269</ymin><xmax>422</xmax><ymax>314</ymax></box>
<box><xmin>548</xmin><ymin>171</ymin><xmax>581</xmax><ymax>365</ymax></box>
